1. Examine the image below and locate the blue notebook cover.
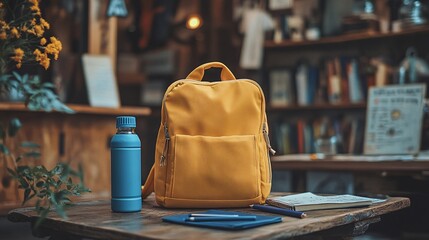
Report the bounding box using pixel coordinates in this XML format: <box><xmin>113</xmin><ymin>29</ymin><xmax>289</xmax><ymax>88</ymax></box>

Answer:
<box><xmin>162</xmin><ymin>210</ymin><xmax>282</xmax><ymax>230</ymax></box>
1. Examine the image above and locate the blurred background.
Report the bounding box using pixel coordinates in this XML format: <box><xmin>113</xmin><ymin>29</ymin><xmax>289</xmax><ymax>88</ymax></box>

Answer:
<box><xmin>2</xmin><ymin>0</ymin><xmax>429</xmax><ymax>239</ymax></box>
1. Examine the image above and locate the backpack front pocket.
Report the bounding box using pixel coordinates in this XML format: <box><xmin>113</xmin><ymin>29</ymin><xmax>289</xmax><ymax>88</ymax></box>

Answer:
<box><xmin>170</xmin><ymin>134</ymin><xmax>260</xmax><ymax>200</ymax></box>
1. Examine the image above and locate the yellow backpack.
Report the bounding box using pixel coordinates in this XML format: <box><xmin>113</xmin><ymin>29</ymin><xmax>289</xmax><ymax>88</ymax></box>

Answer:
<box><xmin>141</xmin><ymin>62</ymin><xmax>275</xmax><ymax>208</ymax></box>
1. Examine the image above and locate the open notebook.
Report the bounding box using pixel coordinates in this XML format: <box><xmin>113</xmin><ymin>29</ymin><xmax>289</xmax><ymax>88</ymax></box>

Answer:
<box><xmin>266</xmin><ymin>192</ymin><xmax>385</xmax><ymax>211</ymax></box>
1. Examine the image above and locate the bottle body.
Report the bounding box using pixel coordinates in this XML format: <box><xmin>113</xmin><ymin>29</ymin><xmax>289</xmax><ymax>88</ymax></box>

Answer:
<box><xmin>110</xmin><ymin>120</ymin><xmax>142</xmax><ymax>212</ymax></box>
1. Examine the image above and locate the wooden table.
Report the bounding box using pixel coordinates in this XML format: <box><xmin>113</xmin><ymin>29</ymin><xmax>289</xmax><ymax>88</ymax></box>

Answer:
<box><xmin>7</xmin><ymin>194</ymin><xmax>410</xmax><ymax>240</ymax></box>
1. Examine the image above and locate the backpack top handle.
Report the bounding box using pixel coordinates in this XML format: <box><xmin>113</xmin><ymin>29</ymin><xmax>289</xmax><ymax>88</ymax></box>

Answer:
<box><xmin>186</xmin><ymin>62</ymin><xmax>236</xmax><ymax>81</ymax></box>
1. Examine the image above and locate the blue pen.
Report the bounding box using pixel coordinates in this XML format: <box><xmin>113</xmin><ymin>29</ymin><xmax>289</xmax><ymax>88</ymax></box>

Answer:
<box><xmin>250</xmin><ymin>204</ymin><xmax>307</xmax><ymax>218</ymax></box>
<box><xmin>185</xmin><ymin>216</ymin><xmax>257</xmax><ymax>222</ymax></box>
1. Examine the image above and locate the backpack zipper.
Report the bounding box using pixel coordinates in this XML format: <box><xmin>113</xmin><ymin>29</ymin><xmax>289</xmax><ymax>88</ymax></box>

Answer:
<box><xmin>263</xmin><ymin>123</ymin><xmax>276</xmax><ymax>155</ymax></box>
<box><xmin>160</xmin><ymin>124</ymin><xmax>170</xmax><ymax>167</ymax></box>
<box><xmin>263</xmin><ymin>122</ymin><xmax>275</xmax><ymax>184</ymax></box>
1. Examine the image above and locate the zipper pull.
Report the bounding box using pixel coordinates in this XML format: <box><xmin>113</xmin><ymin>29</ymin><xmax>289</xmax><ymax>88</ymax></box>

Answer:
<box><xmin>160</xmin><ymin>124</ymin><xmax>170</xmax><ymax>167</ymax></box>
<box><xmin>263</xmin><ymin>123</ymin><xmax>276</xmax><ymax>155</ymax></box>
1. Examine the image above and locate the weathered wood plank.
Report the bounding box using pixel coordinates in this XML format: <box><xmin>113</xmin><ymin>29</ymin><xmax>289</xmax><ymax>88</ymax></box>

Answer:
<box><xmin>0</xmin><ymin>108</ymin><xmax>149</xmax><ymax>210</ymax></box>
<box><xmin>7</xmin><ymin>194</ymin><xmax>410</xmax><ymax>240</ymax></box>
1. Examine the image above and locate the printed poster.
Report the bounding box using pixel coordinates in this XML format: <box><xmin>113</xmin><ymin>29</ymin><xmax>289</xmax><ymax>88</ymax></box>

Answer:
<box><xmin>364</xmin><ymin>84</ymin><xmax>426</xmax><ymax>154</ymax></box>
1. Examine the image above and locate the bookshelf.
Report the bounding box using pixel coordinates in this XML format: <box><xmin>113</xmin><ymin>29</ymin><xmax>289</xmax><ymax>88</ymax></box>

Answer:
<box><xmin>268</xmin><ymin>103</ymin><xmax>366</xmax><ymax>112</ymax></box>
<box><xmin>265</xmin><ymin>27</ymin><xmax>429</xmax><ymax>49</ymax></box>
<box><xmin>264</xmin><ymin>26</ymin><xmax>429</xmax><ymax>156</ymax></box>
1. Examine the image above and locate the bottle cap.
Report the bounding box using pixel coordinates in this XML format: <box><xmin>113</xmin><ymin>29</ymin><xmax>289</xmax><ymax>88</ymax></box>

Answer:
<box><xmin>116</xmin><ymin>116</ymin><xmax>136</xmax><ymax>128</ymax></box>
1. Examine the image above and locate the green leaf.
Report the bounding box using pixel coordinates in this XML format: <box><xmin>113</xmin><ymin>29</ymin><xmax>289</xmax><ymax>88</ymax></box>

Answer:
<box><xmin>54</xmin><ymin>204</ymin><xmax>66</xmax><ymax>219</ymax></box>
<box><xmin>17</xmin><ymin>167</ymin><xmax>32</xmax><ymax>180</ymax></box>
<box><xmin>0</xmin><ymin>144</ymin><xmax>9</xmax><ymax>154</ymax></box>
<box><xmin>42</xmin><ymin>82</ymin><xmax>55</xmax><ymax>89</ymax></box>
<box><xmin>20</xmin><ymin>141</ymin><xmax>40</xmax><ymax>148</ymax></box>
<box><xmin>8</xmin><ymin>118</ymin><xmax>22</xmax><ymax>137</ymax></box>
<box><xmin>36</xmin><ymin>181</ymin><xmax>45</xmax><ymax>188</ymax></box>
<box><xmin>33</xmin><ymin>207</ymin><xmax>49</xmax><ymax>230</ymax></box>
<box><xmin>12</xmin><ymin>72</ymin><xmax>23</xmax><ymax>82</ymax></box>
<box><xmin>21</xmin><ymin>74</ymin><xmax>29</xmax><ymax>84</ymax></box>
<box><xmin>50</xmin><ymin>165</ymin><xmax>63</xmax><ymax>175</ymax></box>
<box><xmin>23</xmin><ymin>192</ymin><xmax>36</xmax><ymax>206</ymax></box>
<box><xmin>29</xmin><ymin>75</ymin><xmax>40</xmax><ymax>85</ymax></box>
<box><xmin>18</xmin><ymin>178</ymin><xmax>29</xmax><ymax>189</ymax></box>
<box><xmin>66</xmin><ymin>177</ymin><xmax>73</xmax><ymax>190</ymax></box>
<box><xmin>78</xmin><ymin>163</ymin><xmax>84</xmax><ymax>183</ymax></box>
<box><xmin>33</xmin><ymin>165</ymin><xmax>48</xmax><ymax>175</ymax></box>
<box><xmin>62</xmin><ymin>197</ymin><xmax>72</xmax><ymax>204</ymax></box>
<box><xmin>17</xmin><ymin>166</ymin><xmax>31</xmax><ymax>177</ymax></box>
<box><xmin>37</xmin><ymin>189</ymin><xmax>47</xmax><ymax>198</ymax></box>
<box><xmin>49</xmin><ymin>191</ymin><xmax>57</xmax><ymax>205</ymax></box>
<box><xmin>26</xmin><ymin>101</ymin><xmax>39</xmax><ymax>111</ymax></box>
<box><xmin>22</xmin><ymin>189</ymin><xmax>31</xmax><ymax>206</ymax></box>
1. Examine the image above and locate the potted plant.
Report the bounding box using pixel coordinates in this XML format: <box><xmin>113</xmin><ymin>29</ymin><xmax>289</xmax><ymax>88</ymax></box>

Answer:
<box><xmin>0</xmin><ymin>0</ymin><xmax>90</xmax><ymax>228</ymax></box>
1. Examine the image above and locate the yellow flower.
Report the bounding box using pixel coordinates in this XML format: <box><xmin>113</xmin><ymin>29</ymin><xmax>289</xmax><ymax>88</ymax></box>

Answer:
<box><xmin>21</xmin><ymin>26</ymin><xmax>28</xmax><ymax>32</ymax></box>
<box><xmin>34</xmin><ymin>25</ymin><xmax>44</xmax><ymax>37</ymax></box>
<box><xmin>11</xmin><ymin>48</ymin><xmax>25</xmax><ymax>68</ymax></box>
<box><xmin>40</xmin><ymin>37</ymin><xmax>47</xmax><ymax>45</ymax></box>
<box><xmin>45</xmin><ymin>38</ymin><xmax>62</xmax><ymax>60</ymax></box>
<box><xmin>29</xmin><ymin>0</ymin><xmax>39</xmax><ymax>6</ymax></box>
<box><xmin>0</xmin><ymin>20</ymin><xmax>6</xmax><ymax>27</ymax></box>
<box><xmin>31</xmin><ymin>18</ymin><xmax>37</xmax><ymax>26</ymax></box>
<box><xmin>50</xmin><ymin>37</ymin><xmax>62</xmax><ymax>51</ymax></box>
<box><xmin>0</xmin><ymin>31</ymin><xmax>6</xmax><ymax>40</ymax></box>
<box><xmin>14</xmin><ymin>48</ymin><xmax>24</xmax><ymax>58</ymax></box>
<box><xmin>40</xmin><ymin>18</ymin><xmax>50</xmax><ymax>29</ymax></box>
<box><xmin>30</xmin><ymin>5</ymin><xmax>40</xmax><ymax>14</ymax></box>
<box><xmin>29</xmin><ymin>0</ymin><xmax>40</xmax><ymax>15</ymax></box>
<box><xmin>11</xmin><ymin>27</ymin><xmax>20</xmax><ymax>38</ymax></box>
<box><xmin>27</xmin><ymin>28</ymin><xmax>36</xmax><ymax>35</ymax></box>
<box><xmin>33</xmin><ymin>49</ymin><xmax>50</xmax><ymax>70</ymax></box>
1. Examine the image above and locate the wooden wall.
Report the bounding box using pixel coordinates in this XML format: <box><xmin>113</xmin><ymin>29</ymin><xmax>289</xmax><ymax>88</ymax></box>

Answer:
<box><xmin>0</xmin><ymin>107</ymin><xmax>150</xmax><ymax>213</ymax></box>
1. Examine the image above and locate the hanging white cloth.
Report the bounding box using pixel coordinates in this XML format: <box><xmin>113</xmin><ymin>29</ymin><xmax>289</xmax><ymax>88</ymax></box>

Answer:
<box><xmin>239</xmin><ymin>8</ymin><xmax>274</xmax><ymax>69</ymax></box>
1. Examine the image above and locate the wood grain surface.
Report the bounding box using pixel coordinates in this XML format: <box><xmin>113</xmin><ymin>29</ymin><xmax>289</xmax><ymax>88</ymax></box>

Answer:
<box><xmin>0</xmin><ymin>106</ymin><xmax>150</xmax><ymax>211</ymax></box>
<box><xmin>8</xmin><ymin>193</ymin><xmax>410</xmax><ymax>240</ymax></box>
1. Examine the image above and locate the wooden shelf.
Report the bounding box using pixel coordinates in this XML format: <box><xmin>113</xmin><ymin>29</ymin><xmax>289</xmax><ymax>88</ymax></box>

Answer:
<box><xmin>271</xmin><ymin>156</ymin><xmax>429</xmax><ymax>172</ymax></box>
<box><xmin>268</xmin><ymin>103</ymin><xmax>366</xmax><ymax>112</ymax></box>
<box><xmin>265</xmin><ymin>26</ymin><xmax>429</xmax><ymax>49</ymax></box>
<box><xmin>117</xmin><ymin>73</ymin><xmax>146</xmax><ymax>86</ymax></box>
<box><xmin>0</xmin><ymin>102</ymin><xmax>151</xmax><ymax>116</ymax></box>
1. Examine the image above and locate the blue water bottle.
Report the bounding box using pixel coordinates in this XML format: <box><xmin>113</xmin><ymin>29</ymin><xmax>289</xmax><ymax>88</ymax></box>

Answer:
<box><xmin>110</xmin><ymin>116</ymin><xmax>142</xmax><ymax>212</ymax></box>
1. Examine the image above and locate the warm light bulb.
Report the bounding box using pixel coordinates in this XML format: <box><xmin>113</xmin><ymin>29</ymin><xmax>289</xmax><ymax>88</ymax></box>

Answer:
<box><xmin>186</xmin><ymin>15</ymin><xmax>202</xmax><ymax>30</ymax></box>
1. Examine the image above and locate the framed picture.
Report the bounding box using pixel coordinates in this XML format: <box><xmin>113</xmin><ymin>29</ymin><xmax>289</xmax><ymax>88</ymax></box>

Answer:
<box><xmin>364</xmin><ymin>84</ymin><xmax>426</xmax><ymax>154</ymax></box>
<box><xmin>82</xmin><ymin>54</ymin><xmax>121</xmax><ymax>108</ymax></box>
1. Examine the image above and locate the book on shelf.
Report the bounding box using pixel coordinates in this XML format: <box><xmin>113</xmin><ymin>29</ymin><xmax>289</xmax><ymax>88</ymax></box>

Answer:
<box><xmin>266</xmin><ymin>192</ymin><xmax>385</xmax><ymax>211</ymax></box>
<box><xmin>269</xmin><ymin>69</ymin><xmax>294</xmax><ymax>106</ymax></box>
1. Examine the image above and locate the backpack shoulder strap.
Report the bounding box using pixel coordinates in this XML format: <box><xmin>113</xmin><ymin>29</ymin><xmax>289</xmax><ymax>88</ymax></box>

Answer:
<box><xmin>141</xmin><ymin>165</ymin><xmax>155</xmax><ymax>198</ymax></box>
